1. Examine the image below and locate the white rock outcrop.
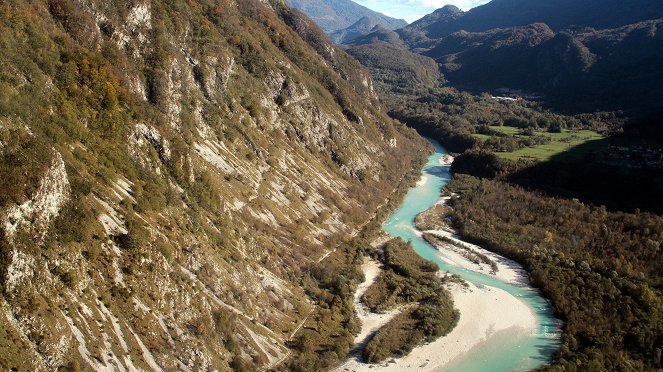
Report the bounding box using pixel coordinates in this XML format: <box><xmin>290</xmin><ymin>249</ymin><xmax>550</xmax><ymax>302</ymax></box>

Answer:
<box><xmin>3</xmin><ymin>151</ymin><xmax>70</xmax><ymax>244</ymax></box>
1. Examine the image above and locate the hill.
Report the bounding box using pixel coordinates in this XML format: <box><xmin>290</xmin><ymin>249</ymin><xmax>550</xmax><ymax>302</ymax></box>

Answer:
<box><xmin>287</xmin><ymin>0</ymin><xmax>407</xmax><ymax>34</ymax></box>
<box><xmin>345</xmin><ymin>32</ymin><xmax>442</xmax><ymax>94</ymax></box>
<box><xmin>0</xmin><ymin>0</ymin><xmax>427</xmax><ymax>370</ymax></box>
<box><xmin>330</xmin><ymin>15</ymin><xmax>399</xmax><ymax>44</ymax></box>
<box><xmin>344</xmin><ymin>24</ymin><xmax>408</xmax><ymax>49</ymax></box>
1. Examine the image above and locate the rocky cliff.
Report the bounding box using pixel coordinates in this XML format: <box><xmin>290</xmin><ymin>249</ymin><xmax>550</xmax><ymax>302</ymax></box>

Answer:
<box><xmin>0</xmin><ymin>0</ymin><xmax>426</xmax><ymax>370</ymax></box>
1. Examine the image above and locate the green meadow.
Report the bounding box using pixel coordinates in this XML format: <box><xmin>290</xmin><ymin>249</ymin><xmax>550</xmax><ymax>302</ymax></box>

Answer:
<box><xmin>473</xmin><ymin>126</ymin><xmax>606</xmax><ymax>161</ymax></box>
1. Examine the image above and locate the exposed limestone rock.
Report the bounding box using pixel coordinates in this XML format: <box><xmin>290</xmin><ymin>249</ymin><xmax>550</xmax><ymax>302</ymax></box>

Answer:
<box><xmin>130</xmin><ymin>123</ymin><xmax>172</xmax><ymax>163</ymax></box>
<box><xmin>0</xmin><ymin>1</ymin><xmax>427</xmax><ymax>370</ymax></box>
<box><xmin>4</xmin><ymin>250</ymin><xmax>36</xmax><ymax>294</ymax></box>
<box><xmin>3</xmin><ymin>151</ymin><xmax>70</xmax><ymax>244</ymax></box>
<box><xmin>126</xmin><ymin>3</ymin><xmax>151</xmax><ymax>31</ymax></box>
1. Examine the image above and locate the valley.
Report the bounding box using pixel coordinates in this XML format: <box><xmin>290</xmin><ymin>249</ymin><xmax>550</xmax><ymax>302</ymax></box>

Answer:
<box><xmin>294</xmin><ymin>0</ymin><xmax>662</xmax><ymax>370</ymax></box>
<box><xmin>0</xmin><ymin>0</ymin><xmax>661</xmax><ymax>371</ymax></box>
<box><xmin>336</xmin><ymin>141</ymin><xmax>559</xmax><ymax>371</ymax></box>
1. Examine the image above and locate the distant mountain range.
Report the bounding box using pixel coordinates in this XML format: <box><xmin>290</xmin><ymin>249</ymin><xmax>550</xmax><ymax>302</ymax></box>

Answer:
<box><xmin>399</xmin><ymin>0</ymin><xmax>663</xmax><ymax>48</ymax></box>
<box><xmin>342</xmin><ymin>0</ymin><xmax>663</xmax><ymax>113</ymax></box>
<box><xmin>287</xmin><ymin>0</ymin><xmax>407</xmax><ymax>34</ymax></box>
<box><xmin>427</xmin><ymin>20</ymin><xmax>663</xmax><ymax>110</ymax></box>
<box><xmin>329</xmin><ymin>16</ymin><xmax>400</xmax><ymax>44</ymax></box>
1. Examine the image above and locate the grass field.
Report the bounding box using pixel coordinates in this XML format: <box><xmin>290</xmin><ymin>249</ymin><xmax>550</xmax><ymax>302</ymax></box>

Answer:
<box><xmin>473</xmin><ymin>126</ymin><xmax>606</xmax><ymax>162</ymax></box>
<box><xmin>490</xmin><ymin>126</ymin><xmax>522</xmax><ymax>136</ymax></box>
<box><xmin>471</xmin><ymin>126</ymin><xmax>520</xmax><ymax>140</ymax></box>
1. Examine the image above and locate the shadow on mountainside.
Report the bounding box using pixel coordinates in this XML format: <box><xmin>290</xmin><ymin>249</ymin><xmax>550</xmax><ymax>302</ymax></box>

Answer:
<box><xmin>506</xmin><ymin>135</ymin><xmax>663</xmax><ymax>214</ymax></box>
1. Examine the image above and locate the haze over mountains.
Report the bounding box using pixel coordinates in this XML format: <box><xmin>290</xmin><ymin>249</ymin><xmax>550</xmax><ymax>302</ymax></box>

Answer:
<box><xmin>329</xmin><ymin>16</ymin><xmax>400</xmax><ymax>44</ymax></box>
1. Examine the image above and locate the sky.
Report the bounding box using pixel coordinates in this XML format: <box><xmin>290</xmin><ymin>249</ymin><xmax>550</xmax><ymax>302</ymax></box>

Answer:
<box><xmin>354</xmin><ymin>0</ymin><xmax>490</xmax><ymax>23</ymax></box>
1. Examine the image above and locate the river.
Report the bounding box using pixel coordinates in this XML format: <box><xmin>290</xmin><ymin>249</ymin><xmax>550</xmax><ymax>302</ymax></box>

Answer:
<box><xmin>381</xmin><ymin>139</ymin><xmax>561</xmax><ymax>371</ymax></box>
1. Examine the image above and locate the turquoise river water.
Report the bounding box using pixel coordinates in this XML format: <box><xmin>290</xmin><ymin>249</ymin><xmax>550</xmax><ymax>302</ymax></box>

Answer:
<box><xmin>382</xmin><ymin>140</ymin><xmax>561</xmax><ymax>371</ymax></box>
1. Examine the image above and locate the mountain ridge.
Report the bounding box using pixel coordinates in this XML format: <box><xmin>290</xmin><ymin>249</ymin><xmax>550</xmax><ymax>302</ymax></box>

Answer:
<box><xmin>423</xmin><ymin>18</ymin><xmax>663</xmax><ymax>111</ymax></box>
<box><xmin>287</xmin><ymin>0</ymin><xmax>407</xmax><ymax>34</ymax></box>
<box><xmin>399</xmin><ymin>0</ymin><xmax>663</xmax><ymax>48</ymax></box>
<box><xmin>330</xmin><ymin>15</ymin><xmax>388</xmax><ymax>44</ymax></box>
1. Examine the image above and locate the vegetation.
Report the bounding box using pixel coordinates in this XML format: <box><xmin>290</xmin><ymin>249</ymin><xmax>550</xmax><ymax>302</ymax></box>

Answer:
<box><xmin>363</xmin><ymin>239</ymin><xmax>439</xmax><ymax>311</ymax></box>
<box><xmin>361</xmin><ymin>239</ymin><xmax>458</xmax><ymax>363</ymax></box>
<box><xmin>0</xmin><ymin>0</ymin><xmax>430</xmax><ymax>369</ymax></box>
<box><xmin>286</xmin><ymin>158</ymin><xmax>427</xmax><ymax>371</ymax></box>
<box><xmin>340</xmin><ymin>0</ymin><xmax>663</xmax><ymax>370</ymax></box>
<box><xmin>363</xmin><ymin>294</ymin><xmax>456</xmax><ymax>363</ymax></box>
<box><xmin>471</xmin><ymin>126</ymin><xmax>604</xmax><ymax>162</ymax></box>
<box><xmin>497</xmin><ymin>130</ymin><xmax>603</xmax><ymax>161</ymax></box>
<box><xmin>0</xmin><ymin>126</ymin><xmax>53</xmax><ymax>207</ymax></box>
<box><xmin>444</xmin><ymin>175</ymin><xmax>663</xmax><ymax>370</ymax></box>
<box><xmin>346</xmin><ymin>43</ymin><xmax>442</xmax><ymax>95</ymax></box>
<box><xmin>288</xmin><ymin>238</ymin><xmax>365</xmax><ymax>371</ymax></box>
<box><xmin>396</xmin><ymin>0</ymin><xmax>663</xmax><ymax>114</ymax></box>
<box><xmin>362</xmin><ymin>73</ymin><xmax>663</xmax><ymax>213</ymax></box>
<box><xmin>413</xmin><ymin>204</ymin><xmax>448</xmax><ymax>231</ymax></box>
<box><xmin>385</xmin><ymin>87</ymin><xmax>621</xmax><ymax>152</ymax></box>
<box><xmin>349</xmin><ymin>9</ymin><xmax>663</xmax><ymax>369</ymax></box>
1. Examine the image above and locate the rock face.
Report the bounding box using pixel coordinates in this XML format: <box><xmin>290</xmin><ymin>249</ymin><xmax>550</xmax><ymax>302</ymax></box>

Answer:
<box><xmin>3</xmin><ymin>151</ymin><xmax>70</xmax><ymax>244</ymax></box>
<box><xmin>0</xmin><ymin>0</ymin><xmax>426</xmax><ymax>370</ymax></box>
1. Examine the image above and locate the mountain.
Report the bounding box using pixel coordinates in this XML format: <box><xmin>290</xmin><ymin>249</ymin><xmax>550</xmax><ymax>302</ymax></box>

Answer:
<box><xmin>0</xmin><ymin>0</ymin><xmax>426</xmax><ymax>370</ymax></box>
<box><xmin>346</xmin><ymin>42</ymin><xmax>442</xmax><ymax>94</ymax></box>
<box><xmin>398</xmin><ymin>5</ymin><xmax>465</xmax><ymax>50</ymax></box>
<box><xmin>345</xmin><ymin>24</ymin><xmax>408</xmax><ymax>49</ymax></box>
<box><xmin>287</xmin><ymin>0</ymin><xmax>407</xmax><ymax>34</ymax></box>
<box><xmin>426</xmin><ymin>23</ymin><xmax>558</xmax><ymax>91</ymax></box>
<box><xmin>399</xmin><ymin>0</ymin><xmax>663</xmax><ymax>48</ymax></box>
<box><xmin>330</xmin><ymin>15</ymin><xmax>390</xmax><ymax>44</ymax></box>
<box><xmin>344</xmin><ymin>26</ymin><xmax>442</xmax><ymax>94</ymax></box>
<box><xmin>424</xmin><ymin>19</ymin><xmax>663</xmax><ymax>111</ymax></box>
<box><xmin>328</xmin><ymin>0</ymin><xmax>663</xmax><ymax>113</ymax></box>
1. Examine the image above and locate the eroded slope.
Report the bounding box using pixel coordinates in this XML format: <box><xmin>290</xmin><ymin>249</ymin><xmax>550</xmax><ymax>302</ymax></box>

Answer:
<box><xmin>0</xmin><ymin>0</ymin><xmax>426</xmax><ymax>370</ymax></box>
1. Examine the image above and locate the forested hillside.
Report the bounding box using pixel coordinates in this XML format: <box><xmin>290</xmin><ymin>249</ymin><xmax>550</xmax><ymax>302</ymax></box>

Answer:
<box><xmin>423</xmin><ymin>19</ymin><xmax>663</xmax><ymax>112</ymax></box>
<box><xmin>444</xmin><ymin>175</ymin><xmax>663</xmax><ymax>370</ymax></box>
<box><xmin>0</xmin><ymin>0</ymin><xmax>427</xmax><ymax>370</ymax></box>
